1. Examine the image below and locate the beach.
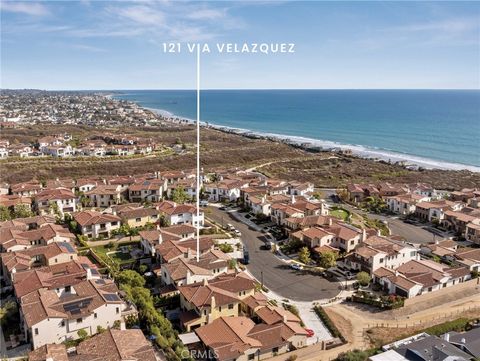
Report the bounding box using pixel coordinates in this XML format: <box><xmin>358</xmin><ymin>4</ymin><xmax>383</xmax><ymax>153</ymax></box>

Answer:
<box><xmin>113</xmin><ymin>89</ymin><xmax>480</xmax><ymax>173</ymax></box>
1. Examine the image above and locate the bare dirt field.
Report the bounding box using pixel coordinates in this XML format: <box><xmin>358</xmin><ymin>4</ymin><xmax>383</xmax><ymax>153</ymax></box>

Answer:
<box><xmin>2</xmin><ymin>123</ymin><xmax>480</xmax><ymax>189</ymax></box>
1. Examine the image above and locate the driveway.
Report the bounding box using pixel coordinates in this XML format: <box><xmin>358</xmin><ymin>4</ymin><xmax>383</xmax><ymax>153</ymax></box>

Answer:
<box><xmin>206</xmin><ymin>206</ymin><xmax>341</xmax><ymax>302</ymax></box>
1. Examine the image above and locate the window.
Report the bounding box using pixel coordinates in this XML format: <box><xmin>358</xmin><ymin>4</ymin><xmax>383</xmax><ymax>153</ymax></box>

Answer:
<box><xmin>116</xmin><ymin>307</ymin><xmax>120</xmax><ymax>314</ymax></box>
<box><xmin>65</xmin><ymin>285</ymin><xmax>71</xmax><ymax>293</ymax></box>
<box><xmin>77</xmin><ymin>318</ymin><xmax>82</xmax><ymax>323</ymax></box>
<box><xmin>218</xmin><ymin>306</ymin><xmax>222</xmax><ymax>312</ymax></box>
<box><xmin>228</xmin><ymin>304</ymin><xmax>234</xmax><ymax>310</ymax></box>
<box><xmin>94</xmin><ymin>313</ymin><xmax>97</xmax><ymax>319</ymax></box>
<box><xmin>34</xmin><ymin>328</ymin><xmax>39</xmax><ymax>335</ymax></box>
<box><xmin>136</xmin><ymin>218</ymin><xmax>141</xmax><ymax>222</ymax></box>
<box><xmin>248</xmin><ymin>354</ymin><xmax>255</xmax><ymax>360</ymax></box>
<box><xmin>60</xmin><ymin>320</ymin><xmax>65</xmax><ymax>327</ymax></box>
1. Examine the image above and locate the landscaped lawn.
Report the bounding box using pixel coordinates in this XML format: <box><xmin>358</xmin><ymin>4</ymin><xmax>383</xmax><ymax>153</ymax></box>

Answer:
<box><xmin>109</xmin><ymin>251</ymin><xmax>134</xmax><ymax>264</ymax></box>
<box><xmin>91</xmin><ymin>241</ymin><xmax>139</xmax><ymax>266</ymax></box>
<box><xmin>330</xmin><ymin>207</ymin><xmax>350</xmax><ymax>221</ymax></box>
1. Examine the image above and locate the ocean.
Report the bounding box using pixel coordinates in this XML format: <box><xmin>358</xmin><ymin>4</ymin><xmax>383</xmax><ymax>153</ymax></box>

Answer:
<box><xmin>113</xmin><ymin>90</ymin><xmax>480</xmax><ymax>172</ymax></box>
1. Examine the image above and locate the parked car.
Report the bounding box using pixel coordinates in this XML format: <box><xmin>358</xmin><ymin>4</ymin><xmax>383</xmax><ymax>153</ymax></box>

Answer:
<box><xmin>226</xmin><ymin>223</ymin><xmax>235</xmax><ymax>231</ymax></box>
<box><xmin>345</xmin><ymin>271</ymin><xmax>355</xmax><ymax>280</ymax></box>
<box><xmin>305</xmin><ymin>329</ymin><xmax>315</xmax><ymax>338</ymax></box>
<box><xmin>290</xmin><ymin>264</ymin><xmax>303</xmax><ymax>271</ymax></box>
<box><xmin>219</xmin><ymin>206</ymin><xmax>227</xmax><ymax>211</ymax></box>
<box><xmin>234</xmin><ymin>229</ymin><xmax>242</xmax><ymax>236</ymax></box>
<box><xmin>200</xmin><ymin>200</ymin><xmax>209</xmax><ymax>207</ymax></box>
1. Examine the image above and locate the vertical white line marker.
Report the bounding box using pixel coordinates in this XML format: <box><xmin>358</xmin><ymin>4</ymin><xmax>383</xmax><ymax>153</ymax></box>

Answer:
<box><xmin>196</xmin><ymin>45</ymin><xmax>200</xmax><ymax>262</ymax></box>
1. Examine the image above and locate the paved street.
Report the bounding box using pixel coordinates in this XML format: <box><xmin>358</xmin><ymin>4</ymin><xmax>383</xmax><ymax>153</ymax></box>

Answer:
<box><xmin>206</xmin><ymin>206</ymin><xmax>342</xmax><ymax>302</ymax></box>
<box><xmin>319</xmin><ymin>189</ymin><xmax>439</xmax><ymax>244</ymax></box>
<box><xmin>340</xmin><ymin>203</ymin><xmax>437</xmax><ymax>244</ymax></box>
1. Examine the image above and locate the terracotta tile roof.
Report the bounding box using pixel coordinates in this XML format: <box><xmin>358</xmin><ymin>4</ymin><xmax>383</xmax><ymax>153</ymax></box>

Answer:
<box><xmin>118</xmin><ymin>207</ymin><xmax>159</xmax><ymax>219</ymax></box>
<box><xmin>85</xmin><ymin>184</ymin><xmax>121</xmax><ymax>195</ymax></box>
<box><xmin>0</xmin><ymin>215</ymin><xmax>56</xmax><ymax>230</ymax></box>
<box><xmin>73</xmin><ymin>211</ymin><xmax>121</xmax><ymax>226</ymax></box>
<box><xmin>71</xmin><ymin>328</ymin><xmax>156</xmax><ymax>361</ymax></box>
<box><xmin>178</xmin><ymin>272</ymin><xmax>255</xmax><ymax>308</ymax></box>
<box><xmin>35</xmin><ymin>188</ymin><xmax>75</xmax><ymax>202</ymax></box>
<box><xmin>20</xmin><ymin>278</ymin><xmax>123</xmax><ymax>328</ymax></box>
<box><xmin>13</xmin><ymin>258</ymin><xmax>94</xmax><ymax>298</ymax></box>
<box><xmin>255</xmin><ymin>305</ymin><xmax>301</xmax><ymax>325</ymax></box>
<box><xmin>28</xmin><ymin>343</ymin><xmax>68</xmax><ymax>361</ymax></box>
<box><xmin>195</xmin><ymin>315</ymin><xmax>306</xmax><ymax>361</ymax></box>
<box><xmin>242</xmin><ymin>292</ymin><xmax>268</xmax><ymax>311</ymax></box>
<box><xmin>0</xmin><ymin>194</ymin><xmax>31</xmax><ymax>208</ymax></box>
<box><xmin>1</xmin><ymin>242</ymin><xmax>77</xmax><ymax>273</ymax></box>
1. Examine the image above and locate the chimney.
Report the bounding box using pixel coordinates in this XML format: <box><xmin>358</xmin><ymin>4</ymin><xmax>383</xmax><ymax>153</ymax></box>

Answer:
<box><xmin>157</xmin><ymin>233</ymin><xmax>163</xmax><ymax>245</ymax></box>
<box><xmin>120</xmin><ymin>321</ymin><xmax>126</xmax><ymax>331</ymax></box>
<box><xmin>443</xmin><ymin>333</ymin><xmax>450</xmax><ymax>342</ymax></box>
<box><xmin>86</xmin><ymin>268</ymin><xmax>93</xmax><ymax>280</ymax></box>
<box><xmin>461</xmin><ymin>338</ymin><xmax>466</xmax><ymax>344</ymax></box>
<box><xmin>328</xmin><ymin>218</ymin><xmax>333</xmax><ymax>226</ymax></box>
<box><xmin>291</xmin><ymin>195</ymin><xmax>296</xmax><ymax>204</ymax></box>
<box><xmin>210</xmin><ymin>295</ymin><xmax>216</xmax><ymax>310</ymax></box>
<box><xmin>362</xmin><ymin>228</ymin><xmax>367</xmax><ymax>241</ymax></box>
<box><xmin>203</xmin><ymin>278</ymin><xmax>208</xmax><ymax>286</ymax></box>
<box><xmin>186</xmin><ymin>271</ymin><xmax>192</xmax><ymax>284</ymax></box>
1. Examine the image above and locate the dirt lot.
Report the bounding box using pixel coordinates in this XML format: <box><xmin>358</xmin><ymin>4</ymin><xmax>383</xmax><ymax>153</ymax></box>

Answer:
<box><xmin>1</xmin><ymin>123</ymin><xmax>480</xmax><ymax>189</ymax></box>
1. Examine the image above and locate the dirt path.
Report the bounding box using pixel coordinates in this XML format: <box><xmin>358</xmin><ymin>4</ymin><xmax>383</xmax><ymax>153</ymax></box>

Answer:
<box><xmin>245</xmin><ymin>155</ymin><xmax>338</xmax><ymax>173</ymax></box>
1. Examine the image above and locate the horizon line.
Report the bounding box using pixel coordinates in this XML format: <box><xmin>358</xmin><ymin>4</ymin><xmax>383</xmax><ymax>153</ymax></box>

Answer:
<box><xmin>2</xmin><ymin>88</ymin><xmax>479</xmax><ymax>92</ymax></box>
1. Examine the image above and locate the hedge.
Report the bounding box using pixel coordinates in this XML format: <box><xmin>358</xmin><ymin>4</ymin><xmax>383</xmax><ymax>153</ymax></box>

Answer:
<box><xmin>314</xmin><ymin>306</ymin><xmax>346</xmax><ymax>343</ymax></box>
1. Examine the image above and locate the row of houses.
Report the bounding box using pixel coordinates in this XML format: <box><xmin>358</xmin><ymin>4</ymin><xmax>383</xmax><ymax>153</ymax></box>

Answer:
<box><xmin>344</xmin><ymin>235</ymin><xmax>478</xmax><ymax>298</ymax></box>
<box><xmin>0</xmin><ymin>132</ymin><xmax>157</xmax><ymax>158</ymax></box>
<box><xmin>0</xmin><ymin>215</ymin><xmax>137</xmax><ymax>351</ymax></box>
<box><xmin>347</xmin><ymin>183</ymin><xmax>480</xmax><ymax>244</ymax></box>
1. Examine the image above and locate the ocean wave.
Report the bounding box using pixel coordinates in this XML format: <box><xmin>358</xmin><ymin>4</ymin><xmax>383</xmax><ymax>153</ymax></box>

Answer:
<box><xmin>144</xmin><ymin>106</ymin><xmax>480</xmax><ymax>173</ymax></box>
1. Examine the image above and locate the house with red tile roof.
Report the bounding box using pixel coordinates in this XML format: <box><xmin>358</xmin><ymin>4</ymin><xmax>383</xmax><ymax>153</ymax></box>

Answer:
<box><xmin>1</xmin><ymin>242</ymin><xmax>78</xmax><ymax>282</ymax></box>
<box><xmin>20</xmin><ymin>278</ymin><xmax>129</xmax><ymax>349</ymax></box>
<box><xmin>85</xmin><ymin>184</ymin><xmax>123</xmax><ymax>208</ymax></box>
<box><xmin>177</xmin><ymin>272</ymin><xmax>256</xmax><ymax>331</ymax></box>
<box><xmin>128</xmin><ymin>179</ymin><xmax>166</xmax><ymax>203</ymax></box>
<box><xmin>0</xmin><ymin>223</ymin><xmax>74</xmax><ymax>253</ymax></box>
<box><xmin>73</xmin><ymin>211</ymin><xmax>121</xmax><ymax>239</ymax></box>
<box><xmin>156</xmin><ymin>200</ymin><xmax>204</xmax><ymax>227</ymax></box>
<box><xmin>34</xmin><ymin>188</ymin><xmax>77</xmax><ymax>216</ymax></box>
<box><xmin>373</xmin><ymin>259</ymin><xmax>471</xmax><ymax>298</ymax></box>
<box><xmin>161</xmin><ymin>249</ymin><xmax>230</xmax><ymax>287</ymax></box>
<box><xmin>194</xmin><ymin>315</ymin><xmax>307</xmax><ymax>361</ymax></box>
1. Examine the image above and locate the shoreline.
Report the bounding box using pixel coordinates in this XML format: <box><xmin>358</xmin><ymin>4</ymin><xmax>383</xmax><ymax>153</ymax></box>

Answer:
<box><xmin>112</xmin><ymin>96</ymin><xmax>480</xmax><ymax>173</ymax></box>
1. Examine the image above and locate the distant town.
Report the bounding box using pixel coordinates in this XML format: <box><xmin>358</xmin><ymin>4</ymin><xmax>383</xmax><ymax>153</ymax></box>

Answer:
<box><xmin>0</xmin><ymin>90</ymin><xmax>479</xmax><ymax>361</ymax></box>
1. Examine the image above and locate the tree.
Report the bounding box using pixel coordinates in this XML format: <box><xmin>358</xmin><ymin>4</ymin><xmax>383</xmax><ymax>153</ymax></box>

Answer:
<box><xmin>117</xmin><ymin>270</ymin><xmax>146</xmax><ymax>288</ymax></box>
<box><xmin>171</xmin><ymin>187</ymin><xmax>189</xmax><ymax>204</ymax></box>
<box><xmin>96</xmin><ymin>325</ymin><xmax>106</xmax><ymax>334</ymax></box>
<box><xmin>12</xmin><ymin>204</ymin><xmax>34</xmax><ymax>219</ymax></box>
<box><xmin>158</xmin><ymin>214</ymin><xmax>170</xmax><ymax>227</ymax></box>
<box><xmin>138</xmin><ymin>264</ymin><xmax>149</xmax><ymax>274</ymax></box>
<box><xmin>48</xmin><ymin>201</ymin><xmax>61</xmax><ymax>218</ymax></box>
<box><xmin>77</xmin><ymin>329</ymin><xmax>88</xmax><ymax>340</ymax></box>
<box><xmin>318</xmin><ymin>251</ymin><xmax>337</xmax><ymax>269</ymax></box>
<box><xmin>298</xmin><ymin>247</ymin><xmax>311</xmax><ymax>265</ymax></box>
<box><xmin>0</xmin><ymin>206</ymin><xmax>11</xmax><ymax>221</ymax></box>
<box><xmin>356</xmin><ymin>271</ymin><xmax>371</xmax><ymax>287</ymax></box>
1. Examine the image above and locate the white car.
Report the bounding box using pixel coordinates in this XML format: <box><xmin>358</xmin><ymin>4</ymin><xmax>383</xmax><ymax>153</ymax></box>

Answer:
<box><xmin>234</xmin><ymin>229</ymin><xmax>242</xmax><ymax>236</ymax></box>
<box><xmin>290</xmin><ymin>264</ymin><xmax>303</xmax><ymax>271</ymax></box>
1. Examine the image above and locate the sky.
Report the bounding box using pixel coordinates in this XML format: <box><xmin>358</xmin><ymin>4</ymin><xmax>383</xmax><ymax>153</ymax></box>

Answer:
<box><xmin>1</xmin><ymin>1</ymin><xmax>479</xmax><ymax>90</ymax></box>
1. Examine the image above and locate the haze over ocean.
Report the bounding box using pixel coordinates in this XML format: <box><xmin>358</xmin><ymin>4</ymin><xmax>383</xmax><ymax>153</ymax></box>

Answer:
<box><xmin>115</xmin><ymin>90</ymin><xmax>480</xmax><ymax>170</ymax></box>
